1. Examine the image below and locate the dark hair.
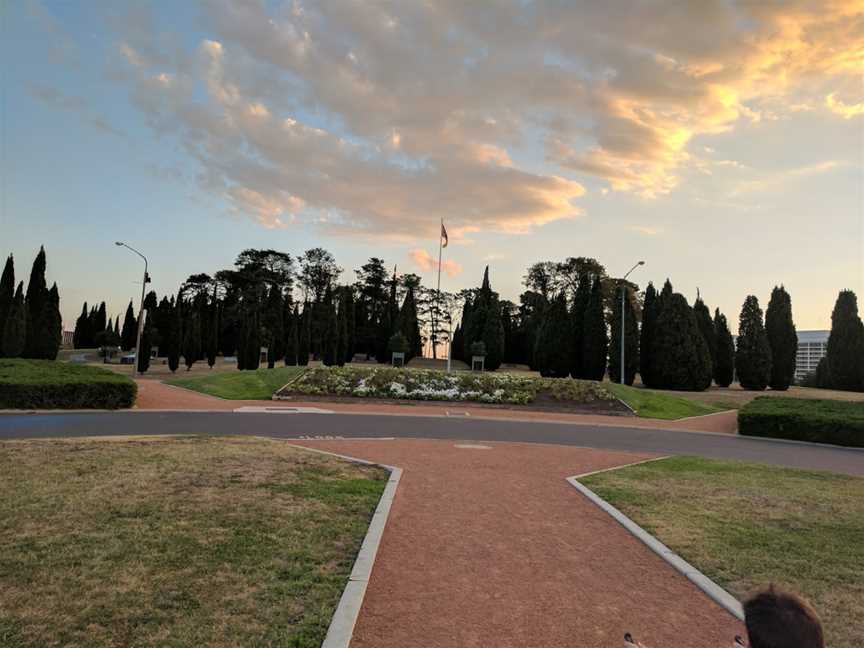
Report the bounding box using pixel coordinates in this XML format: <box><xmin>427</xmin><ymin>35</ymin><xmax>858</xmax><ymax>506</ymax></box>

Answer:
<box><xmin>744</xmin><ymin>586</ymin><xmax>824</xmax><ymax>648</ymax></box>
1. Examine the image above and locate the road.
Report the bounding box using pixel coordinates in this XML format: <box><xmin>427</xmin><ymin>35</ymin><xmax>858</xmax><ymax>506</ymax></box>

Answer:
<box><xmin>1</xmin><ymin>411</ymin><xmax>862</xmax><ymax>475</ymax></box>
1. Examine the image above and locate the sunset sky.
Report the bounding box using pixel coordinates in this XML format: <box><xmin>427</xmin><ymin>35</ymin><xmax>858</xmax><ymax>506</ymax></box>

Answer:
<box><xmin>2</xmin><ymin>0</ymin><xmax>862</xmax><ymax>331</ymax></box>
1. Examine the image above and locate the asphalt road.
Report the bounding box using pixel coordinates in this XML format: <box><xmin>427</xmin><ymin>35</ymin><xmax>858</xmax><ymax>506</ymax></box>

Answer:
<box><xmin>1</xmin><ymin>411</ymin><xmax>862</xmax><ymax>476</ymax></box>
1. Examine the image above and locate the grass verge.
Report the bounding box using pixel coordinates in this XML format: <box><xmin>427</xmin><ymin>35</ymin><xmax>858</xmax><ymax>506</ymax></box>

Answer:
<box><xmin>605</xmin><ymin>382</ymin><xmax>727</xmax><ymax>420</ymax></box>
<box><xmin>0</xmin><ymin>436</ymin><xmax>386</xmax><ymax>647</ymax></box>
<box><xmin>581</xmin><ymin>456</ymin><xmax>864</xmax><ymax>648</ymax></box>
<box><xmin>165</xmin><ymin>365</ymin><xmax>305</xmax><ymax>399</ymax></box>
<box><xmin>739</xmin><ymin>396</ymin><xmax>864</xmax><ymax>447</ymax></box>
<box><xmin>0</xmin><ymin>358</ymin><xmax>136</xmax><ymax>409</ymax></box>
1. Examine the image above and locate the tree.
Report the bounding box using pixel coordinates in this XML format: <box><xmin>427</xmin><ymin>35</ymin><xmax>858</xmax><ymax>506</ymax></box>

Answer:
<box><xmin>651</xmin><ymin>292</ymin><xmax>712</xmax><ymax>391</ymax></box>
<box><xmin>825</xmin><ymin>290</ymin><xmax>864</xmax><ymax>391</ymax></box>
<box><xmin>579</xmin><ymin>277</ymin><xmax>607</xmax><ymax>381</ymax></box>
<box><xmin>1</xmin><ymin>282</ymin><xmax>26</xmax><ymax>358</ymax></box>
<box><xmin>166</xmin><ymin>295</ymin><xmax>182</xmax><ymax>373</ymax></box>
<box><xmin>376</xmin><ymin>268</ymin><xmax>399</xmax><ymax>363</ymax></box>
<box><xmin>298</xmin><ymin>302</ymin><xmax>311</xmax><ymax>366</ymax></box>
<box><xmin>298</xmin><ymin>248</ymin><xmax>341</xmax><ymax>303</ymax></box>
<box><xmin>23</xmin><ymin>246</ymin><xmax>53</xmax><ymax>359</ymax></box>
<box><xmin>713</xmin><ymin>309</ymin><xmax>735</xmax><ymax>388</ymax></box>
<box><xmin>354</xmin><ymin>258</ymin><xmax>389</xmax><ymax>358</ymax></box>
<box><xmin>399</xmin><ymin>286</ymin><xmax>422</xmax><ymax>361</ymax></box>
<box><xmin>609</xmin><ymin>286</ymin><xmax>639</xmax><ymax>385</ymax></box>
<box><xmin>0</xmin><ymin>255</ymin><xmax>13</xmax><ymax>357</ymax></box>
<box><xmin>120</xmin><ymin>301</ymin><xmax>137</xmax><ymax>351</ymax></box>
<box><xmin>137</xmin><ymin>291</ymin><xmax>157</xmax><ymax>373</ymax></box>
<box><xmin>263</xmin><ymin>286</ymin><xmax>284</xmax><ymax>369</ymax></box>
<box><xmin>321</xmin><ymin>287</ymin><xmax>339</xmax><ymax>366</ymax></box>
<box><xmin>639</xmin><ymin>283</ymin><xmax>658</xmax><ymax>387</ymax></box>
<box><xmin>735</xmin><ymin>295</ymin><xmax>772</xmax><ymax>391</ymax></box>
<box><xmin>569</xmin><ymin>274</ymin><xmax>591</xmax><ymax>378</ymax></box>
<box><xmin>533</xmin><ymin>293</ymin><xmax>571</xmax><ymax>377</ymax></box>
<box><xmin>337</xmin><ymin>289</ymin><xmax>350</xmax><ymax>366</ymax></box>
<box><xmin>284</xmin><ymin>304</ymin><xmax>299</xmax><ymax>366</ymax></box>
<box><xmin>765</xmin><ymin>285</ymin><xmax>797</xmax><ymax>390</ymax></box>
<box><xmin>182</xmin><ymin>300</ymin><xmax>201</xmax><ymax>371</ymax></box>
<box><xmin>693</xmin><ymin>294</ymin><xmax>716</xmax><ymax>379</ymax></box>
<box><xmin>205</xmin><ymin>295</ymin><xmax>218</xmax><ymax>369</ymax></box>
<box><xmin>462</xmin><ymin>267</ymin><xmax>505</xmax><ymax>371</ymax></box>
<box><xmin>73</xmin><ymin>302</ymin><xmax>88</xmax><ymax>349</ymax></box>
<box><xmin>45</xmin><ymin>284</ymin><xmax>62</xmax><ymax>359</ymax></box>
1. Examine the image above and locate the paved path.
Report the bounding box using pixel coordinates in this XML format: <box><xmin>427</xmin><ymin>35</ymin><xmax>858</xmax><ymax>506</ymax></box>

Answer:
<box><xmin>292</xmin><ymin>438</ymin><xmax>743</xmax><ymax>647</ymax></box>
<box><xmin>133</xmin><ymin>379</ymin><xmax>741</xmax><ymax>434</ymax></box>
<box><xmin>1</xmin><ymin>410</ymin><xmax>861</xmax><ymax>475</ymax></box>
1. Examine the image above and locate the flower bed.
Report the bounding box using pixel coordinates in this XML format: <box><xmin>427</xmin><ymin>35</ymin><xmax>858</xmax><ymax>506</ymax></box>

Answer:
<box><xmin>280</xmin><ymin>366</ymin><xmax>617</xmax><ymax>406</ymax></box>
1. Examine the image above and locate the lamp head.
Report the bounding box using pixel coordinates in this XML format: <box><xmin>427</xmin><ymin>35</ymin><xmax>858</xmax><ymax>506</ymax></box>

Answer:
<box><xmin>638</xmin><ymin>260</ymin><xmax>645</xmax><ymax>265</ymax></box>
<box><xmin>115</xmin><ymin>241</ymin><xmax>123</xmax><ymax>246</ymax></box>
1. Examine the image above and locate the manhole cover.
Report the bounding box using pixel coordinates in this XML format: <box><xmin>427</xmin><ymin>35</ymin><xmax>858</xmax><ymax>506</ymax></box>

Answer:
<box><xmin>454</xmin><ymin>444</ymin><xmax>492</xmax><ymax>450</ymax></box>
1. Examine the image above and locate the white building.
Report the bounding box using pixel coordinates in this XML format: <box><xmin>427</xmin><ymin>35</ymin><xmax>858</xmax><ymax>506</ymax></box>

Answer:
<box><xmin>795</xmin><ymin>330</ymin><xmax>829</xmax><ymax>382</ymax></box>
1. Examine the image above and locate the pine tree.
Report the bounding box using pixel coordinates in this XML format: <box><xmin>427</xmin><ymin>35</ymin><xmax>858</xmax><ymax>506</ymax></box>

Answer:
<box><xmin>693</xmin><ymin>294</ymin><xmax>716</xmax><ymax>379</ymax></box>
<box><xmin>23</xmin><ymin>246</ymin><xmax>51</xmax><ymax>359</ymax></box>
<box><xmin>533</xmin><ymin>293</ymin><xmax>572</xmax><ymax>377</ymax></box>
<box><xmin>581</xmin><ymin>276</ymin><xmax>608</xmax><ymax>381</ymax></box>
<box><xmin>735</xmin><ymin>295</ymin><xmax>772</xmax><ymax>390</ymax></box>
<box><xmin>639</xmin><ymin>282</ymin><xmax>658</xmax><ymax>387</ymax></box>
<box><xmin>0</xmin><ymin>255</ymin><xmax>14</xmax><ymax>357</ymax></box>
<box><xmin>2</xmin><ymin>282</ymin><xmax>26</xmax><ymax>357</ymax></box>
<box><xmin>609</xmin><ymin>286</ymin><xmax>639</xmax><ymax>385</ymax></box>
<box><xmin>298</xmin><ymin>302</ymin><xmax>311</xmax><ymax>366</ymax></box>
<box><xmin>569</xmin><ymin>274</ymin><xmax>591</xmax><ymax>378</ymax></box>
<box><xmin>399</xmin><ymin>286</ymin><xmax>422</xmax><ymax>361</ymax></box>
<box><xmin>120</xmin><ymin>301</ymin><xmax>137</xmax><ymax>351</ymax></box>
<box><xmin>765</xmin><ymin>285</ymin><xmax>797</xmax><ymax>390</ymax></box>
<box><xmin>651</xmin><ymin>292</ymin><xmax>712</xmax><ymax>391</ymax></box>
<box><xmin>166</xmin><ymin>295</ymin><xmax>182</xmax><ymax>373</ymax></box>
<box><xmin>825</xmin><ymin>290</ymin><xmax>864</xmax><ymax>391</ymax></box>
<box><xmin>713</xmin><ymin>309</ymin><xmax>735</xmax><ymax>388</ymax></box>
<box><xmin>284</xmin><ymin>304</ymin><xmax>299</xmax><ymax>365</ymax></box>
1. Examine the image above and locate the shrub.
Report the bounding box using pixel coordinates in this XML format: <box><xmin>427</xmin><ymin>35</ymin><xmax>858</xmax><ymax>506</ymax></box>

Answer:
<box><xmin>0</xmin><ymin>359</ymin><xmax>137</xmax><ymax>409</ymax></box>
<box><xmin>738</xmin><ymin>396</ymin><xmax>864</xmax><ymax>447</ymax></box>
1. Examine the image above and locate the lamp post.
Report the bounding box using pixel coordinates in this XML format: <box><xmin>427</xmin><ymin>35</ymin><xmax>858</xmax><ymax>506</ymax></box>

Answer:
<box><xmin>620</xmin><ymin>260</ymin><xmax>645</xmax><ymax>385</ymax></box>
<box><xmin>115</xmin><ymin>242</ymin><xmax>150</xmax><ymax>375</ymax></box>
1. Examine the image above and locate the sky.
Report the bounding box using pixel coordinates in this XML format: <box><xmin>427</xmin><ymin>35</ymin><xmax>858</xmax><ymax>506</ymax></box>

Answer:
<box><xmin>1</xmin><ymin>0</ymin><xmax>862</xmax><ymax>332</ymax></box>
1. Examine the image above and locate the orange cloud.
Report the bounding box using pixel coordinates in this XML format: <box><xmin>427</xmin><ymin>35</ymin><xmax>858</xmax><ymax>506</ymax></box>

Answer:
<box><xmin>409</xmin><ymin>249</ymin><xmax>463</xmax><ymax>278</ymax></box>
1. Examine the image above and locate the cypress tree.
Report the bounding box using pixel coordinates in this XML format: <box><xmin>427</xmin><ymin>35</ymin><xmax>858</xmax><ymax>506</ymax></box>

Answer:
<box><xmin>23</xmin><ymin>246</ymin><xmax>51</xmax><ymax>359</ymax></box>
<box><xmin>322</xmin><ymin>287</ymin><xmax>339</xmax><ymax>366</ymax></box>
<box><xmin>206</xmin><ymin>297</ymin><xmax>218</xmax><ymax>369</ymax></box>
<box><xmin>336</xmin><ymin>291</ymin><xmax>349</xmax><ymax>366</ymax></box>
<box><xmin>651</xmin><ymin>293</ymin><xmax>712</xmax><ymax>391</ymax></box>
<box><xmin>376</xmin><ymin>270</ymin><xmax>399</xmax><ymax>363</ymax></box>
<box><xmin>713</xmin><ymin>309</ymin><xmax>735</xmax><ymax>388</ymax></box>
<box><xmin>693</xmin><ymin>294</ymin><xmax>716</xmax><ymax>378</ymax></box>
<box><xmin>120</xmin><ymin>301</ymin><xmax>137</xmax><ymax>351</ymax></box>
<box><xmin>264</xmin><ymin>287</ymin><xmax>285</xmax><ymax>369</ymax></box>
<box><xmin>569</xmin><ymin>274</ymin><xmax>591</xmax><ymax>378</ymax></box>
<box><xmin>0</xmin><ymin>255</ymin><xmax>13</xmax><ymax>357</ymax></box>
<box><xmin>298</xmin><ymin>302</ymin><xmax>311</xmax><ymax>366</ymax></box>
<box><xmin>166</xmin><ymin>295</ymin><xmax>182</xmax><ymax>373</ymax></box>
<box><xmin>639</xmin><ymin>283</ymin><xmax>658</xmax><ymax>387</ymax></box>
<box><xmin>345</xmin><ymin>289</ymin><xmax>356</xmax><ymax>362</ymax></box>
<box><xmin>765</xmin><ymin>285</ymin><xmax>797</xmax><ymax>390</ymax></box>
<box><xmin>73</xmin><ymin>302</ymin><xmax>88</xmax><ymax>349</ymax></box>
<box><xmin>284</xmin><ymin>304</ymin><xmax>299</xmax><ymax>365</ymax></box>
<box><xmin>182</xmin><ymin>303</ymin><xmax>201</xmax><ymax>371</ymax></box>
<box><xmin>609</xmin><ymin>286</ymin><xmax>639</xmax><ymax>385</ymax></box>
<box><xmin>45</xmin><ymin>284</ymin><xmax>62</xmax><ymax>359</ymax></box>
<box><xmin>581</xmin><ymin>276</ymin><xmax>608</xmax><ymax>381</ymax></box>
<box><xmin>451</xmin><ymin>322</ymin><xmax>464</xmax><ymax>362</ymax></box>
<box><xmin>825</xmin><ymin>290</ymin><xmax>864</xmax><ymax>391</ymax></box>
<box><xmin>482</xmin><ymin>293</ymin><xmax>505</xmax><ymax>372</ymax></box>
<box><xmin>137</xmin><ymin>291</ymin><xmax>157</xmax><ymax>373</ymax></box>
<box><xmin>399</xmin><ymin>286</ymin><xmax>422</xmax><ymax>361</ymax></box>
<box><xmin>1</xmin><ymin>282</ymin><xmax>26</xmax><ymax>357</ymax></box>
<box><xmin>533</xmin><ymin>293</ymin><xmax>572</xmax><ymax>377</ymax></box>
<box><xmin>735</xmin><ymin>295</ymin><xmax>772</xmax><ymax>390</ymax></box>
<box><xmin>245</xmin><ymin>305</ymin><xmax>261</xmax><ymax>370</ymax></box>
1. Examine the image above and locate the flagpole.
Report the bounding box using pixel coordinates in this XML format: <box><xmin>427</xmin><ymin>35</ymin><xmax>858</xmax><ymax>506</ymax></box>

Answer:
<box><xmin>435</xmin><ymin>218</ymin><xmax>444</xmax><ymax>362</ymax></box>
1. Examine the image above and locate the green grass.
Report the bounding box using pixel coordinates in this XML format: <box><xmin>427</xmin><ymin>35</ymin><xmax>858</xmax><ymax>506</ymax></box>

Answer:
<box><xmin>165</xmin><ymin>366</ymin><xmax>305</xmax><ymax>399</ymax></box>
<box><xmin>605</xmin><ymin>382</ymin><xmax>727</xmax><ymax>419</ymax></box>
<box><xmin>581</xmin><ymin>457</ymin><xmax>864</xmax><ymax>648</ymax></box>
<box><xmin>0</xmin><ymin>359</ymin><xmax>136</xmax><ymax>408</ymax></box>
<box><xmin>0</xmin><ymin>436</ymin><xmax>386</xmax><ymax>647</ymax></box>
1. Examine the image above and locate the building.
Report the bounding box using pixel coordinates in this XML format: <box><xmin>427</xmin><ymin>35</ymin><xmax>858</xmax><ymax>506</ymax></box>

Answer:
<box><xmin>795</xmin><ymin>330</ymin><xmax>829</xmax><ymax>382</ymax></box>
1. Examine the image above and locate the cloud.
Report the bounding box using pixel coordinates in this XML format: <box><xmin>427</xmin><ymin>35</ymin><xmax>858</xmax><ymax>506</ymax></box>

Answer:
<box><xmin>89</xmin><ymin>0</ymin><xmax>864</xmax><ymax>234</ymax></box>
<box><xmin>826</xmin><ymin>93</ymin><xmax>864</xmax><ymax>119</ymax></box>
<box><xmin>627</xmin><ymin>225</ymin><xmax>662</xmax><ymax>236</ymax></box>
<box><xmin>731</xmin><ymin>160</ymin><xmax>843</xmax><ymax>196</ymax></box>
<box><xmin>409</xmin><ymin>249</ymin><xmax>463</xmax><ymax>278</ymax></box>
<box><xmin>26</xmin><ymin>83</ymin><xmax>125</xmax><ymax>137</ymax></box>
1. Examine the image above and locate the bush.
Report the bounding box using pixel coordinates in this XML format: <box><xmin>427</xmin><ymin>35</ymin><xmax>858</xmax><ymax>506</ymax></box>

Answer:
<box><xmin>738</xmin><ymin>396</ymin><xmax>864</xmax><ymax>447</ymax></box>
<box><xmin>0</xmin><ymin>359</ymin><xmax>137</xmax><ymax>409</ymax></box>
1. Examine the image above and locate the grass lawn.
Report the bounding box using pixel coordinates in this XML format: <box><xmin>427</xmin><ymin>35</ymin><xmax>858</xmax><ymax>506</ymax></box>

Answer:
<box><xmin>0</xmin><ymin>358</ymin><xmax>136</xmax><ymax>409</ymax></box>
<box><xmin>605</xmin><ymin>382</ymin><xmax>728</xmax><ymax>419</ymax></box>
<box><xmin>581</xmin><ymin>457</ymin><xmax>864</xmax><ymax>648</ymax></box>
<box><xmin>165</xmin><ymin>365</ymin><xmax>305</xmax><ymax>399</ymax></box>
<box><xmin>0</xmin><ymin>436</ymin><xmax>386</xmax><ymax>647</ymax></box>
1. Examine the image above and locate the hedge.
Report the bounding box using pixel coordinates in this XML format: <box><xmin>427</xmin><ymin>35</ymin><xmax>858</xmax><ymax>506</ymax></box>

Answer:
<box><xmin>0</xmin><ymin>359</ymin><xmax>137</xmax><ymax>409</ymax></box>
<box><xmin>738</xmin><ymin>396</ymin><xmax>864</xmax><ymax>447</ymax></box>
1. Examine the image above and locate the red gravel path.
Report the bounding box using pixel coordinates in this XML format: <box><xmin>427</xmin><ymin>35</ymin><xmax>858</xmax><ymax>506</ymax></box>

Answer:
<box><xmin>134</xmin><ymin>380</ymin><xmax>739</xmax><ymax>434</ymax></box>
<box><xmin>292</xmin><ymin>438</ymin><xmax>744</xmax><ymax>648</ymax></box>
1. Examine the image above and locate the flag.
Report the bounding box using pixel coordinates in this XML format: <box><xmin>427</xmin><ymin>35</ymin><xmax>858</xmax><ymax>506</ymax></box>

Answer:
<box><xmin>441</xmin><ymin>222</ymin><xmax>448</xmax><ymax>248</ymax></box>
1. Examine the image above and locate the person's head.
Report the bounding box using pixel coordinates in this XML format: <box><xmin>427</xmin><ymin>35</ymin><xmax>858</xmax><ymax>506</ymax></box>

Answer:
<box><xmin>743</xmin><ymin>586</ymin><xmax>824</xmax><ymax>648</ymax></box>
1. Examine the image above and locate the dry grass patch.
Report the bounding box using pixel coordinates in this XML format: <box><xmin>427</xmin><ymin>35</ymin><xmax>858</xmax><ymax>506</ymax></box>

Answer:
<box><xmin>0</xmin><ymin>436</ymin><xmax>386</xmax><ymax>647</ymax></box>
<box><xmin>581</xmin><ymin>457</ymin><xmax>864</xmax><ymax>648</ymax></box>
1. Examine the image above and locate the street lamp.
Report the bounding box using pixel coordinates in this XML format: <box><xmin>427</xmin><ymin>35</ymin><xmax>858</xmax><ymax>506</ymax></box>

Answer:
<box><xmin>115</xmin><ymin>242</ymin><xmax>150</xmax><ymax>375</ymax></box>
<box><xmin>620</xmin><ymin>260</ymin><xmax>645</xmax><ymax>385</ymax></box>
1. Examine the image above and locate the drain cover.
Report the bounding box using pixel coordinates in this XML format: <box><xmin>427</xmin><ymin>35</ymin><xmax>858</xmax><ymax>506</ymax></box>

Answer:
<box><xmin>454</xmin><ymin>443</ymin><xmax>492</xmax><ymax>450</ymax></box>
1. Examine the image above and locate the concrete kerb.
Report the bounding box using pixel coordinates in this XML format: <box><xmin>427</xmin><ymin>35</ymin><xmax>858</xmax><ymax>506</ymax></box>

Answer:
<box><xmin>567</xmin><ymin>457</ymin><xmax>745</xmax><ymax>622</ymax></box>
<box><xmin>285</xmin><ymin>443</ymin><xmax>402</xmax><ymax>648</ymax></box>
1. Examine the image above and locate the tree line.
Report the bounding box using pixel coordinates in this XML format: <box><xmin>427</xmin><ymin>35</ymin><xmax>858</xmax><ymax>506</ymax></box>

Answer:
<box><xmin>0</xmin><ymin>248</ymin><xmax>62</xmax><ymax>360</ymax></box>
